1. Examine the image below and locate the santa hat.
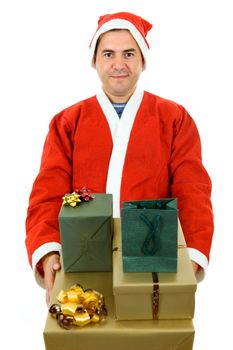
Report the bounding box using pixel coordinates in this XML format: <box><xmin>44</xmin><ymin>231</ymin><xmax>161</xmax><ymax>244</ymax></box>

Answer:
<box><xmin>90</xmin><ymin>12</ymin><xmax>152</xmax><ymax>66</ymax></box>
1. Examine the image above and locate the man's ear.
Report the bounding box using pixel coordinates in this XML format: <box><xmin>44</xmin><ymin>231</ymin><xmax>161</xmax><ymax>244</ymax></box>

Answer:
<box><xmin>140</xmin><ymin>53</ymin><xmax>146</xmax><ymax>71</ymax></box>
<box><xmin>92</xmin><ymin>55</ymin><xmax>97</xmax><ymax>68</ymax></box>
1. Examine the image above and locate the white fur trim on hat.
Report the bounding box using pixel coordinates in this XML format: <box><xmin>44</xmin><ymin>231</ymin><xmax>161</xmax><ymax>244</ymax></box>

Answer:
<box><xmin>90</xmin><ymin>18</ymin><xmax>149</xmax><ymax>66</ymax></box>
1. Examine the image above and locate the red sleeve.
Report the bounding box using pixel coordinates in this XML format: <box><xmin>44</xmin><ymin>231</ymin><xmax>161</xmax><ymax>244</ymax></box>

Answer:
<box><xmin>25</xmin><ymin>112</ymin><xmax>74</xmax><ymax>267</ymax></box>
<box><xmin>169</xmin><ymin>106</ymin><xmax>214</xmax><ymax>261</ymax></box>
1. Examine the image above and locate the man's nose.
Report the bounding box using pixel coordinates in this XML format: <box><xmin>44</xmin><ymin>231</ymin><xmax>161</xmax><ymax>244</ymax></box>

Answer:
<box><xmin>112</xmin><ymin>54</ymin><xmax>126</xmax><ymax>69</ymax></box>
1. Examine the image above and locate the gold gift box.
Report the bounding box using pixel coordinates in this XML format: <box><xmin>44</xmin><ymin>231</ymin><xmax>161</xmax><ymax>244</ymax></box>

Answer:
<box><xmin>113</xmin><ymin>219</ymin><xmax>197</xmax><ymax>320</ymax></box>
<box><xmin>44</xmin><ymin>268</ymin><xmax>194</xmax><ymax>350</ymax></box>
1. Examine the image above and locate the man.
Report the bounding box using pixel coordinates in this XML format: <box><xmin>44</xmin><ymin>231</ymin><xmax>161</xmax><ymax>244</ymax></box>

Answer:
<box><xmin>25</xmin><ymin>12</ymin><xmax>214</xmax><ymax>305</ymax></box>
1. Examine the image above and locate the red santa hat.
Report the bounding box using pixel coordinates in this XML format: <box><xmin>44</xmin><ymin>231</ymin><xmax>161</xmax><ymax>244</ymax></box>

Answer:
<box><xmin>90</xmin><ymin>12</ymin><xmax>152</xmax><ymax>66</ymax></box>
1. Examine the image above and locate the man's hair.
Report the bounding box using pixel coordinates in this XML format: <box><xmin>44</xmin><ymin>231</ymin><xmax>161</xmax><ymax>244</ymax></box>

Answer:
<box><xmin>94</xmin><ymin>29</ymin><xmax>127</xmax><ymax>57</ymax></box>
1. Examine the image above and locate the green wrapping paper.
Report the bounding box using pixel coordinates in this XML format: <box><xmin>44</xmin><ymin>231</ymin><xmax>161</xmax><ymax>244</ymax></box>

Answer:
<box><xmin>122</xmin><ymin>198</ymin><xmax>178</xmax><ymax>272</ymax></box>
<box><xmin>58</xmin><ymin>193</ymin><xmax>113</xmax><ymax>272</ymax></box>
<box><xmin>113</xmin><ymin>219</ymin><xmax>196</xmax><ymax>320</ymax></box>
<box><xmin>44</xmin><ymin>267</ymin><xmax>195</xmax><ymax>350</ymax></box>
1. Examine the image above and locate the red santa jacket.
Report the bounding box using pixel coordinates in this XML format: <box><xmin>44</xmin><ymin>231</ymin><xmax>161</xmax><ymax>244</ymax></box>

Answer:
<box><xmin>25</xmin><ymin>89</ymin><xmax>214</xmax><ymax>277</ymax></box>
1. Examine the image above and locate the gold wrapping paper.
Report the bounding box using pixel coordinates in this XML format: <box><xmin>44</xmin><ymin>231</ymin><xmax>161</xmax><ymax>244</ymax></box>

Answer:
<box><xmin>113</xmin><ymin>219</ymin><xmax>197</xmax><ymax>320</ymax></box>
<box><xmin>44</xmin><ymin>266</ymin><xmax>195</xmax><ymax>350</ymax></box>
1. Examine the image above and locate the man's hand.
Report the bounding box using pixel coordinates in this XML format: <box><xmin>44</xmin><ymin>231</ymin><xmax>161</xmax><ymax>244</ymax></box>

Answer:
<box><xmin>191</xmin><ymin>261</ymin><xmax>199</xmax><ymax>274</ymax></box>
<box><xmin>42</xmin><ymin>252</ymin><xmax>61</xmax><ymax>306</ymax></box>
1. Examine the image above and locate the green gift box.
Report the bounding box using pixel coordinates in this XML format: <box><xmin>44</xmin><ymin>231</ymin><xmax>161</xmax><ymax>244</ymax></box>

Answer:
<box><xmin>58</xmin><ymin>193</ymin><xmax>113</xmax><ymax>272</ymax></box>
<box><xmin>122</xmin><ymin>198</ymin><xmax>178</xmax><ymax>273</ymax></box>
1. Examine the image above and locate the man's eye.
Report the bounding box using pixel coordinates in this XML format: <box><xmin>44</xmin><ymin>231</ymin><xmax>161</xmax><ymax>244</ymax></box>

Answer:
<box><xmin>124</xmin><ymin>52</ymin><xmax>135</xmax><ymax>58</ymax></box>
<box><xmin>103</xmin><ymin>52</ymin><xmax>113</xmax><ymax>58</ymax></box>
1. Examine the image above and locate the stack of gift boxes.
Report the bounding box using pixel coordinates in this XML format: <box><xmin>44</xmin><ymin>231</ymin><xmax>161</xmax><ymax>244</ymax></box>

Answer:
<box><xmin>44</xmin><ymin>192</ymin><xmax>196</xmax><ymax>350</ymax></box>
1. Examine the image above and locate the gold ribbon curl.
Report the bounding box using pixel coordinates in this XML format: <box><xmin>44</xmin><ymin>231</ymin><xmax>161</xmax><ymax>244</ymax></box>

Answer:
<box><xmin>49</xmin><ymin>284</ymin><xmax>107</xmax><ymax>329</ymax></box>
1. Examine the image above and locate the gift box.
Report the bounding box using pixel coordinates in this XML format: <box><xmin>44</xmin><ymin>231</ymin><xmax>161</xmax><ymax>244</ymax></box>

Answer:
<box><xmin>122</xmin><ymin>198</ymin><xmax>178</xmax><ymax>272</ymax></box>
<box><xmin>58</xmin><ymin>193</ymin><xmax>113</xmax><ymax>272</ymax></box>
<box><xmin>44</xmin><ymin>267</ymin><xmax>195</xmax><ymax>350</ymax></box>
<box><xmin>113</xmin><ymin>219</ymin><xmax>197</xmax><ymax>320</ymax></box>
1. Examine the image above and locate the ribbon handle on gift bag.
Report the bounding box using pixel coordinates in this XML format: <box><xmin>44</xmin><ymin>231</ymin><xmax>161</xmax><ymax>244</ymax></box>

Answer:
<box><xmin>140</xmin><ymin>213</ymin><xmax>161</xmax><ymax>256</ymax></box>
<box><xmin>124</xmin><ymin>200</ymin><xmax>168</xmax><ymax>210</ymax></box>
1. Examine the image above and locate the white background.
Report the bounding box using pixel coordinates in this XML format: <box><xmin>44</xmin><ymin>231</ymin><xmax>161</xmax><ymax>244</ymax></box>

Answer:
<box><xmin>0</xmin><ymin>0</ymin><xmax>232</xmax><ymax>349</ymax></box>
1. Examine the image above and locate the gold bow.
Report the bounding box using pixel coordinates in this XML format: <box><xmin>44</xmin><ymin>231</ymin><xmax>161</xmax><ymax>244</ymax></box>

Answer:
<box><xmin>49</xmin><ymin>284</ymin><xmax>107</xmax><ymax>329</ymax></box>
<box><xmin>62</xmin><ymin>193</ymin><xmax>82</xmax><ymax>207</ymax></box>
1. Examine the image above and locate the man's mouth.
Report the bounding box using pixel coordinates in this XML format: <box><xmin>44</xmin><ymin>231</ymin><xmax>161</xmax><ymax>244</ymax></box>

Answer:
<box><xmin>110</xmin><ymin>75</ymin><xmax>128</xmax><ymax>79</ymax></box>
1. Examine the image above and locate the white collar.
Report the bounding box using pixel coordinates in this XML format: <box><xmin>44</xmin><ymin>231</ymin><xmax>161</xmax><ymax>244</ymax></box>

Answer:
<box><xmin>96</xmin><ymin>88</ymin><xmax>144</xmax><ymax>217</ymax></box>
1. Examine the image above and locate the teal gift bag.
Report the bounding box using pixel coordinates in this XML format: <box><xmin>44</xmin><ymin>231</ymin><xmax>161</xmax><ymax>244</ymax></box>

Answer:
<box><xmin>121</xmin><ymin>198</ymin><xmax>178</xmax><ymax>273</ymax></box>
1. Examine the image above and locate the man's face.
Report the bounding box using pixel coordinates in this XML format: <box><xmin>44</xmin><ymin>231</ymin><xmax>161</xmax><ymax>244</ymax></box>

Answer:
<box><xmin>94</xmin><ymin>30</ymin><xmax>144</xmax><ymax>102</ymax></box>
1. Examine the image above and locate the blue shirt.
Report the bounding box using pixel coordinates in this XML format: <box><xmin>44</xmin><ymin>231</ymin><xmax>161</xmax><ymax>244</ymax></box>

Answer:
<box><xmin>112</xmin><ymin>103</ymin><xmax>127</xmax><ymax>118</ymax></box>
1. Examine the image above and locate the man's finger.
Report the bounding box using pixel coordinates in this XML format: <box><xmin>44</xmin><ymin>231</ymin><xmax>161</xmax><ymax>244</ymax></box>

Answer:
<box><xmin>42</xmin><ymin>253</ymin><xmax>61</xmax><ymax>306</ymax></box>
<box><xmin>45</xmin><ymin>267</ymin><xmax>58</xmax><ymax>306</ymax></box>
<box><xmin>52</xmin><ymin>262</ymin><xmax>61</xmax><ymax>272</ymax></box>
